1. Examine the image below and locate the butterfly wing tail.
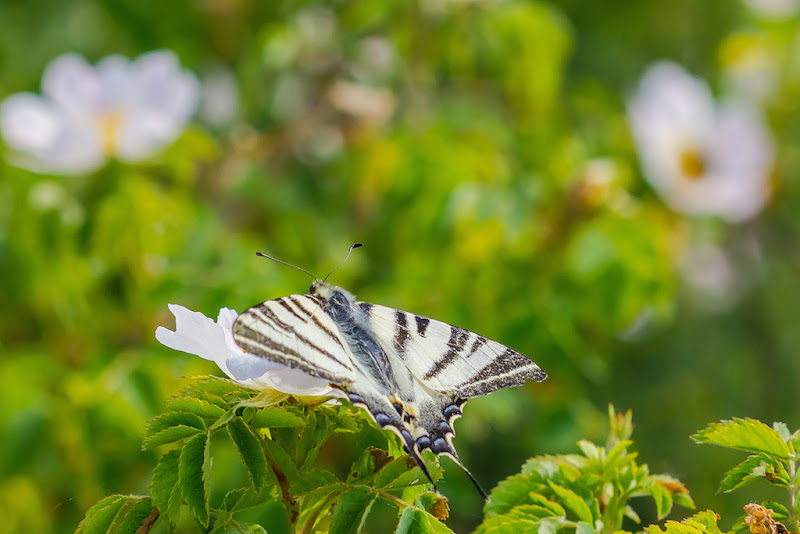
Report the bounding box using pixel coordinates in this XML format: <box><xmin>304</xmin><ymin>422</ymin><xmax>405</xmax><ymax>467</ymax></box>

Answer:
<box><xmin>345</xmin><ymin>390</ymin><xmax>440</xmax><ymax>492</ymax></box>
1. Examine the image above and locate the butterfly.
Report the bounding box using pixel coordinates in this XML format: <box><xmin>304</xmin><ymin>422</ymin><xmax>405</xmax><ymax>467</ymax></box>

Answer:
<box><xmin>231</xmin><ymin>245</ymin><xmax>546</xmax><ymax>499</ymax></box>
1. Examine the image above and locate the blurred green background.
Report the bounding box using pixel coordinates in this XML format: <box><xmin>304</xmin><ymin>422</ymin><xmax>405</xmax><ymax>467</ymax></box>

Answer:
<box><xmin>1</xmin><ymin>0</ymin><xmax>799</xmax><ymax>532</ymax></box>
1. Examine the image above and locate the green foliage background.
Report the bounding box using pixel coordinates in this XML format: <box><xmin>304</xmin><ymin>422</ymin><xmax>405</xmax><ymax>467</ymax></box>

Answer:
<box><xmin>1</xmin><ymin>0</ymin><xmax>799</xmax><ymax>532</ymax></box>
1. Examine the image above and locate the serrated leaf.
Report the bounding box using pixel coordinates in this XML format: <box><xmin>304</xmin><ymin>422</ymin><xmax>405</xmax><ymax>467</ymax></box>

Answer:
<box><xmin>183</xmin><ymin>376</ymin><xmax>247</xmax><ymax>398</ymax></box>
<box><xmin>624</xmin><ymin>505</ymin><xmax>641</xmax><ymax>523</ymax></box>
<box><xmin>117</xmin><ymin>498</ymin><xmax>157</xmax><ymax>533</ymax></box>
<box><xmin>167</xmin><ymin>397</ymin><xmax>227</xmax><ymax>419</ymax></box>
<box><xmin>329</xmin><ymin>486</ymin><xmax>377</xmax><ymax>534</ymax></box>
<box><xmin>645</xmin><ymin>509</ymin><xmax>728</xmax><ymax>534</ymax></box>
<box><xmin>150</xmin><ymin>450</ymin><xmax>180</xmax><ymax>522</ymax></box>
<box><xmin>262</xmin><ymin>437</ymin><xmax>299</xmax><ymax>480</ymax></box>
<box><xmin>349</xmin><ymin>447</ymin><xmax>392</xmax><ymax>483</ymax></box>
<box><xmin>210</xmin><ymin>409</ymin><xmax>236</xmax><ymax>430</ymax></box>
<box><xmin>396</xmin><ymin>506</ymin><xmax>455</xmax><ymax>534</ymax></box>
<box><xmin>179</xmin><ymin>432</ymin><xmax>211</xmax><ymax>527</ymax></box>
<box><xmin>548</xmin><ymin>481</ymin><xmax>594</xmax><ymax>523</ymax></box>
<box><xmin>250</xmin><ymin>407</ymin><xmax>305</xmax><ymax>428</ymax></box>
<box><xmin>578</xmin><ymin>441</ymin><xmax>601</xmax><ymax>461</ymax></box>
<box><xmin>143</xmin><ymin>425</ymin><xmax>203</xmax><ymax>450</ymax></box>
<box><xmin>485</xmin><ymin>474</ymin><xmax>534</xmax><ymax>517</ymax></box>
<box><xmin>227</xmin><ymin>417</ymin><xmax>268</xmax><ymax>490</ymax></box>
<box><xmin>760</xmin><ymin>501</ymin><xmax>789</xmax><ymax>520</ymax></box>
<box><xmin>476</xmin><ymin>509</ymin><xmax>564</xmax><ymax>534</ymax></box>
<box><xmin>718</xmin><ymin>454</ymin><xmax>789</xmax><ymax>493</ymax></box>
<box><xmin>649</xmin><ymin>482</ymin><xmax>673</xmax><ymax>519</ymax></box>
<box><xmin>674</xmin><ymin>492</ymin><xmax>696</xmax><ymax>510</ymax></box>
<box><xmin>528</xmin><ymin>493</ymin><xmax>565</xmax><ymax>517</ymax></box>
<box><xmin>692</xmin><ymin>418</ymin><xmax>790</xmax><ymax>460</ymax></box>
<box><xmin>291</xmin><ymin>470</ymin><xmax>340</xmax><ymax>494</ymax></box>
<box><xmin>373</xmin><ymin>456</ymin><xmax>418</xmax><ymax>489</ymax></box>
<box><xmin>146</xmin><ymin>411</ymin><xmax>205</xmax><ymax>436</ymax></box>
<box><xmin>75</xmin><ymin>495</ymin><xmax>127</xmax><ymax>534</ymax></box>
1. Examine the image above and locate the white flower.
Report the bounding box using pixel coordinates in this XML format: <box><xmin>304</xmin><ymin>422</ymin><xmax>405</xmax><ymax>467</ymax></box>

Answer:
<box><xmin>0</xmin><ymin>50</ymin><xmax>199</xmax><ymax>174</ymax></box>
<box><xmin>155</xmin><ymin>304</ymin><xmax>336</xmax><ymax>397</ymax></box>
<box><xmin>628</xmin><ymin>61</ymin><xmax>774</xmax><ymax>223</ymax></box>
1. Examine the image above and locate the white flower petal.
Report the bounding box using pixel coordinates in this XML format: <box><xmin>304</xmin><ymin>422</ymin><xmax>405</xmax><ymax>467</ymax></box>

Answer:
<box><xmin>114</xmin><ymin>51</ymin><xmax>199</xmax><ymax>160</ymax></box>
<box><xmin>131</xmin><ymin>50</ymin><xmax>200</xmax><ymax>120</ymax></box>
<box><xmin>1</xmin><ymin>93</ymin><xmax>62</xmax><ymax>152</ymax></box>
<box><xmin>94</xmin><ymin>55</ymin><xmax>134</xmax><ymax>110</ymax></box>
<box><xmin>156</xmin><ymin>303</ymin><xmax>236</xmax><ymax>371</ymax></box>
<box><xmin>0</xmin><ymin>92</ymin><xmax>105</xmax><ymax>174</ymax></box>
<box><xmin>41</xmin><ymin>53</ymin><xmax>101</xmax><ymax>114</ymax></box>
<box><xmin>156</xmin><ymin>304</ymin><xmax>335</xmax><ymax>397</ymax></box>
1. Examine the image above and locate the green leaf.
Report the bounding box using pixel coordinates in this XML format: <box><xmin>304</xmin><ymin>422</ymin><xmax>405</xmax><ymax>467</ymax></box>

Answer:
<box><xmin>718</xmin><ymin>454</ymin><xmax>789</xmax><ymax>493</ymax></box>
<box><xmin>485</xmin><ymin>473</ymin><xmax>534</xmax><ymax>517</ymax></box>
<box><xmin>75</xmin><ymin>495</ymin><xmax>127</xmax><ymax>534</ymax></box>
<box><xmin>143</xmin><ymin>425</ymin><xmax>204</xmax><ymax>450</ymax></box>
<box><xmin>577</xmin><ymin>440</ymin><xmax>601</xmax><ymax>461</ymax></box>
<box><xmin>227</xmin><ymin>417</ymin><xmax>268</xmax><ymax>490</ymax></box>
<box><xmin>117</xmin><ymin>497</ymin><xmax>156</xmax><ymax>534</ymax></box>
<box><xmin>150</xmin><ymin>450</ymin><xmax>180</xmax><ymax>523</ymax></box>
<box><xmin>330</xmin><ymin>486</ymin><xmax>377</xmax><ymax>534</ymax></box>
<box><xmin>179</xmin><ymin>432</ymin><xmax>211</xmax><ymax>527</ymax></box>
<box><xmin>262</xmin><ymin>437</ymin><xmax>299</xmax><ymax>480</ymax></box>
<box><xmin>250</xmin><ymin>407</ymin><xmax>306</xmax><ymax>428</ymax></box>
<box><xmin>548</xmin><ymin>481</ymin><xmax>594</xmax><ymax>523</ymax></box>
<box><xmin>221</xmin><ymin>488</ymin><xmax>262</xmax><ymax>514</ymax></box>
<box><xmin>649</xmin><ymin>482</ymin><xmax>673</xmax><ymax>520</ymax></box>
<box><xmin>528</xmin><ymin>493</ymin><xmax>565</xmax><ymax>517</ymax></box>
<box><xmin>143</xmin><ymin>411</ymin><xmax>205</xmax><ymax>449</ymax></box>
<box><xmin>645</xmin><ymin>509</ymin><xmax>729</xmax><ymax>534</ymax></box>
<box><xmin>291</xmin><ymin>470</ymin><xmax>340</xmax><ymax>494</ymax></box>
<box><xmin>374</xmin><ymin>457</ymin><xmax>422</xmax><ymax>489</ymax></box>
<box><xmin>167</xmin><ymin>396</ymin><xmax>227</xmax><ymax>419</ymax></box>
<box><xmin>692</xmin><ymin>418</ymin><xmax>791</xmax><ymax>460</ymax></box>
<box><xmin>145</xmin><ymin>411</ymin><xmax>205</xmax><ymax>435</ymax></box>
<box><xmin>476</xmin><ymin>508</ymin><xmax>565</xmax><ymax>534</ymax></box>
<box><xmin>576</xmin><ymin>521</ymin><xmax>594</xmax><ymax>534</ymax></box>
<box><xmin>349</xmin><ymin>447</ymin><xmax>392</xmax><ymax>483</ymax></box>
<box><xmin>396</xmin><ymin>506</ymin><xmax>454</xmax><ymax>534</ymax></box>
<box><xmin>183</xmin><ymin>376</ymin><xmax>247</xmax><ymax>398</ymax></box>
<box><xmin>209</xmin><ymin>409</ymin><xmax>236</xmax><ymax>430</ymax></box>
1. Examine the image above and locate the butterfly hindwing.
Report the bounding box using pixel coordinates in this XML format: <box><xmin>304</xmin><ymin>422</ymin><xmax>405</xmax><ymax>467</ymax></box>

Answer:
<box><xmin>232</xmin><ymin>295</ymin><xmax>356</xmax><ymax>384</ymax></box>
<box><xmin>358</xmin><ymin>303</ymin><xmax>546</xmax><ymax>398</ymax></box>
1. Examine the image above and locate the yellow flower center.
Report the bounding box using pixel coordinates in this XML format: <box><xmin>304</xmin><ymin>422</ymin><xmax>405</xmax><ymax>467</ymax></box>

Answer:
<box><xmin>97</xmin><ymin>112</ymin><xmax>124</xmax><ymax>155</ymax></box>
<box><xmin>679</xmin><ymin>148</ymin><xmax>707</xmax><ymax>180</ymax></box>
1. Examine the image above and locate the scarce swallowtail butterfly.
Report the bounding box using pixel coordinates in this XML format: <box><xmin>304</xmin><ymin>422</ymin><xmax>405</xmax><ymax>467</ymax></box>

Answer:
<box><xmin>232</xmin><ymin>244</ymin><xmax>547</xmax><ymax>499</ymax></box>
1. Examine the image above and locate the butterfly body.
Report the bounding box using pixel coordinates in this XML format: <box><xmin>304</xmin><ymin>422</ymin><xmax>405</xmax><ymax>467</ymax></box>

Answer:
<box><xmin>232</xmin><ymin>280</ymin><xmax>546</xmax><ymax>498</ymax></box>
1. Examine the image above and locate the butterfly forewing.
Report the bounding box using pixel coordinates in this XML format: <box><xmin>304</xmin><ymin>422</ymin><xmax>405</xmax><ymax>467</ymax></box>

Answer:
<box><xmin>359</xmin><ymin>303</ymin><xmax>546</xmax><ymax>398</ymax></box>
<box><xmin>232</xmin><ymin>295</ymin><xmax>356</xmax><ymax>384</ymax></box>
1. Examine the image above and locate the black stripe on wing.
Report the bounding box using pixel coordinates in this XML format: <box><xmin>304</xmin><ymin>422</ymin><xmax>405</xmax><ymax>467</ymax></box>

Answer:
<box><xmin>423</xmin><ymin>325</ymin><xmax>471</xmax><ymax>380</ymax></box>
<box><xmin>454</xmin><ymin>348</ymin><xmax>546</xmax><ymax>398</ymax></box>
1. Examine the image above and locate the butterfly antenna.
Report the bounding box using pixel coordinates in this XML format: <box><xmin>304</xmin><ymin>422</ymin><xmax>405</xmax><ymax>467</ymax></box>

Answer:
<box><xmin>322</xmin><ymin>243</ymin><xmax>363</xmax><ymax>283</ymax></box>
<box><xmin>255</xmin><ymin>252</ymin><xmax>317</xmax><ymax>281</ymax></box>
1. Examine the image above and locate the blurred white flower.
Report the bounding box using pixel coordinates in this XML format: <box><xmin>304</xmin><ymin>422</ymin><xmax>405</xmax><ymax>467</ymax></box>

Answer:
<box><xmin>0</xmin><ymin>50</ymin><xmax>199</xmax><ymax>174</ymax></box>
<box><xmin>745</xmin><ymin>0</ymin><xmax>799</xmax><ymax>19</ymax></box>
<box><xmin>628</xmin><ymin>61</ymin><xmax>774</xmax><ymax>223</ymax></box>
<box><xmin>156</xmin><ymin>304</ymin><xmax>336</xmax><ymax>396</ymax></box>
